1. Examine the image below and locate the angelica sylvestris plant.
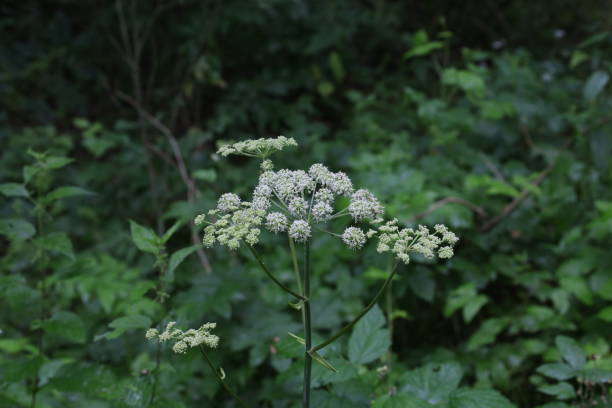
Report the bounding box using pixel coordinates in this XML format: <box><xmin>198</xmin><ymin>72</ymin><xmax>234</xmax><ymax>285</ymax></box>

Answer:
<box><xmin>146</xmin><ymin>321</ymin><xmax>249</xmax><ymax>408</ymax></box>
<box><xmin>194</xmin><ymin>136</ymin><xmax>458</xmax><ymax>408</ymax></box>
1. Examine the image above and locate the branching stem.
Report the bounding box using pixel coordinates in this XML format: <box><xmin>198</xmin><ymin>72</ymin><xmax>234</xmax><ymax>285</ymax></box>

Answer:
<box><xmin>247</xmin><ymin>245</ymin><xmax>307</xmax><ymax>301</ymax></box>
<box><xmin>199</xmin><ymin>346</ymin><xmax>250</xmax><ymax>408</ymax></box>
<box><xmin>311</xmin><ymin>261</ymin><xmax>399</xmax><ymax>352</ymax></box>
<box><xmin>302</xmin><ymin>242</ymin><xmax>312</xmax><ymax>408</ymax></box>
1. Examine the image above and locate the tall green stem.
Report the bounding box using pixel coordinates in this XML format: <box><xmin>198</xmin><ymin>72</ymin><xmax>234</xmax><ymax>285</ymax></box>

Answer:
<box><xmin>248</xmin><ymin>245</ymin><xmax>306</xmax><ymax>301</ymax></box>
<box><xmin>302</xmin><ymin>242</ymin><xmax>312</xmax><ymax>408</ymax></box>
<box><xmin>311</xmin><ymin>261</ymin><xmax>399</xmax><ymax>353</ymax></box>
<box><xmin>288</xmin><ymin>237</ymin><xmax>303</xmax><ymax>295</ymax></box>
<box><xmin>199</xmin><ymin>346</ymin><xmax>250</xmax><ymax>408</ymax></box>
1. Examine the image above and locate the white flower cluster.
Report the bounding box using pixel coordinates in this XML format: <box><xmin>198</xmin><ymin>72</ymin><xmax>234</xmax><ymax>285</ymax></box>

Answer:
<box><xmin>195</xmin><ymin>162</ymin><xmax>385</xmax><ymax>250</ymax></box>
<box><xmin>196</xmin><ymin>146</ymin><xmax>459</xmax><ymax>257</ymax></box>
<box><xmin>217</xmin><ymin>136</ymin><xmax>298</xmax><ymax>158</ymax></box>
<box><xmin>146</xmin><ymin>321</ymin><xmax>219</xmax><ymax>354</ymax></box>
<box><xmin>375</xmin><ymin>220</ymin><xmax>459</xmax><ymax>264</ymax></box>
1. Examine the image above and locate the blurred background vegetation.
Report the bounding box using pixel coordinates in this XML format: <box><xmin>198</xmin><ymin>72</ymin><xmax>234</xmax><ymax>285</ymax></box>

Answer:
<box><xmin>1</xmin><ymin>1</ymin><xmax>612</xmax><ymax>407</ymax></box>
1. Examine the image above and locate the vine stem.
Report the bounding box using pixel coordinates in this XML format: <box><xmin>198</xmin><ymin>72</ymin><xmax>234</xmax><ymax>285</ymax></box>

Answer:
<box><xmin>198</xmin><ymin>346</ymin><xmax>250</xmax><ymax>408</ymax></box>
<box><xmin>247</xmin><ymin>245</ymin><xmax>307</xmax><ymax>301</ymax></box>
<box><xmin>302</xmin><ymin>241</ymin><xmax>312</xmax><ymax>408</ymax></box>
<box><xmin>311</xmin><ymin>261</ymin><xmax>399</xmax><ymax>353</ymax></box>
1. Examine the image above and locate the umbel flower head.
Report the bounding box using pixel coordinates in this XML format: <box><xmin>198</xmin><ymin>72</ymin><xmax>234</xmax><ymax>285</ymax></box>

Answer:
<box><xmin>195</xmin><ymin>137</ymin><xmax>459</xmax><ymax>261</ymax></box>
<box><xmin>375</xmin><ymin>220</ymin><xmax>459</xmax><ymax>264</ymax></box>
<box><xmin>146</xmin><ymin>321</ymin><xmax>219</xmax><ymax>354</ymax></box>
<box><xmin>217</xmin><ymin>136</ymin><xmax>298</xmax><ymax>159</ymax></box>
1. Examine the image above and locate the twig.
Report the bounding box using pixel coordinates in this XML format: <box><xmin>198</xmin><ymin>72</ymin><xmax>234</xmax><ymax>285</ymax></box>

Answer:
<box><xmin>410</xmin><ymin>197</ymin><xmax>487</xmax><ymax>221</ymax></box>
<box><xmin>479</xmin><ymin>158</ymin><xmax>555</xmax><ymax>232</ymax></box>
<box><xmin>117</xmin><ymin>91</ymin><xmax>212</xmax><ymax>273</ymax></box>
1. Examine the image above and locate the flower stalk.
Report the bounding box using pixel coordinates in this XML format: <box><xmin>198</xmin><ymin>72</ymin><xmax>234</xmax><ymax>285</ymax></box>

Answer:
<box><xmin>302</xmin><ymin>241</ymin><xmax>313</xmax><ymax>408</ymax></box>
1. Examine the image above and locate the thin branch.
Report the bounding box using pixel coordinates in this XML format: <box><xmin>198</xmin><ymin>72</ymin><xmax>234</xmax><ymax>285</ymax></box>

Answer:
<box><xmin>247</xmin><ymin>245</ymin><xmax>307</xmax><ymax>301</ymax></box>
<box><xmin>480</xmin><ymin>160</ymin><xmax>555</xmax><ymax>232</ymax></box>
<box><xmin>117</xmin><ymin>91</ymin><xmax>212</xmax><ymax>273</ymax></box>
<box><xmin>410</xmin><ymin>196</ymin><xmax>487</xmax><ymax>222</ymax></box>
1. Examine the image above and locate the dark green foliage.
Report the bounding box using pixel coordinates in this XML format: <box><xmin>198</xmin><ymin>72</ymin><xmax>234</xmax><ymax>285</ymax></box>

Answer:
<box><xmin>1</xmin><ymin>1</ymin><xmax>612</xmax><ymax>407</ymax></box>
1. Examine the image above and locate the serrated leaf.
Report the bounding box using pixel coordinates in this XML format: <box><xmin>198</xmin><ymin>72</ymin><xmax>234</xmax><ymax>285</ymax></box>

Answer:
<box><xmin>129</xmin><ymin>220</ymin><xmax>159</xmax><ymax>254</ymax></box>
<box><xmin>0</xmin><ymin>218</ymin><xmax>36</xmax><ymax>241</ymax></box>
<box><xmin>0</xmin><ymin>183</ymin><xmax>29</xmax><ymax>198</ymax></box>
<box><xmin>538</xmin><ymin>382</ymin><xmax>575</xmax><ymax>400</ymax></box>
<box><xmin>45</xmin><ymin>186</ymin><xmax>93</xmax><ymax>202</ymax></box>
<box><xmin>348</xmin><ymin>304</ymin><xmax>390</xmax><ymax>364</ymax></box>
<box><xmin>536</xmin><ymin>363</ymin><xmax>576</xmax><ymax>381</ymax></box>
<box><xmin>399</xmin><ymin>362</ymin><xmax>463</xmax><ymax>404</ymax></box>
<box><xmin>555</xmin><ymin>336</ymin><xmax>586</xmax><ymax>369</ymax></box>
<box><xmin>448</xmin><ymin>388</ymin><xmax>516</xmax><ymax>408</ymax></box>
<box><xmin>35</xmin><ymin>232</ymin><xmax>74</xmax><ymax>260</ymax></box>
<box><xmin>164</xmin><ymin>245</ymin><xmax>197</xmax><ymax>282</ymax></box>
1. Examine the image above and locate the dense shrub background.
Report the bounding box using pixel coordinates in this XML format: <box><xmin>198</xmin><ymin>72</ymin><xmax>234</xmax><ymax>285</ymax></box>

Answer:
<box><xmin>1</xmin><ymin>1</ymin><xmax>612</xmax><ymax>407</ymax></box>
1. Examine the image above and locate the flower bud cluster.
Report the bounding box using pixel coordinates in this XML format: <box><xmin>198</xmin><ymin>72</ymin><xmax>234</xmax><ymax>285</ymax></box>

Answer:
<box><xmin>376</xmin><ymin>220</ymin><xmax>458</xmax><ymax>264</ymax></box>
<box><xmin>146</xmin><ymin>321</ymin><xmax>219</xmax><ymax>354</ymax></box>
<box><xmin>217</xmin><ymin>136</ymin><xmax>297</xmax><ymax>158</ymax></box>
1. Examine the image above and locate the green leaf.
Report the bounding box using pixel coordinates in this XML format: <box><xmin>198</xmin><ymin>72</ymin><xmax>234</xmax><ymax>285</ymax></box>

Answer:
<box><xmin>399</xmin><ymin>362</ymin><xmax>463</xmax><ymax>404</ymax></box>
<box><xmin>35</xmin><ymin>232</ymin><xmax>74</xmax><ymax>260</ymax></box>
<box><xmin>596</xmin><ymin>306</ymin><xmax>612</xmax><ymax>321</ymax></box>
<box><xmin>0</xmin><ymin>183</ymin><xmax>29</xmax><ymax>198</ymax></box>
<box><xmin>0</xmin><ymin>338</ymin><xmax>38</xmax><ymax>354</ymax></box>
<box><xmin>536</xmin><ymin>363</ymin><xmax>576</xmax><ymax>381</ymax></box>
<box><xmin>583</xmin><ymin>71</ymin><xmax>609</xmax><ymax>102</ymax></box>
<box><xmin>161</xmin><ymin>220</ymin><xmax>183</xmax><ymax>243</ymax></box>
<box><xmin>559</xmin><ymin>276</ymin><xmax>592</xmax><ymax>305</ymax></box>
<box><xmin>0</xmin><ymin>218</ymin><xmax>36</xmax><ymax>241</ymax></box>
<box><xmin>404</xmin><ymin>41</ymin><xmax>445</xmax><ymax>59</ymax></box>
<box><xmin>462</xmin><ymin>295</ymin><xmax>488</xmax><ymax>323</ymax></box>
<box><xmin>538</xmin><ymin>382</ymin><xmax>575</xmax><ymax>400</ymax></box>
<box><xmin>467</xmin><ymin>318</ymin><xmax>508</xmax><ymax>351</ymax></box>
<box><xmin>165</xmin><ymin>246</ymin><xmax>198</xmax><ymax>282</ymax></box>
<box><xmin>40</xmin><ymin>311</ymin><xmax>86</xmax><ymax>344</ymax></box>
<box><xmin>442</xmin><ymin>68</ymin><xmax>485</xmax><ymax>98</ymax></box>
<box><xmin>45</xmin><ymin>186</ymin><xmax>93</xmax><ymax>202</ymax></box>
<box><xmin>373</xmin><ymin>393</ymin><xmax>433</xmax><ymax>408</ymax></box>
<box><xmin>448</xmin><ymin>388</ymin><xmax>516</xmax><ymax>408</ymax></box>
<box><xmin>308</xmin><ymin>349</ymin><xmax>338</xmax><ymax>372</ymax></box>
<box><xmin>129</xmin><ymin>220</ymin><xmax>159</xmax><ymax>254</ymax></box>
<box><xmin>193</xmin><ymin>169</ymin><xmax>217</xmax><ymax>183</ymax></box>
<box><xmin>348</xmin><ymin>304</ymin><xmax>390</xmax><ymax>364</ymax></box>
<box><xmin>444</xmin><ymin>283</ymin><xmax>476</xmax><ymax>317</ymax></box>
<box><xmin>555</xmin><ymin>336</ymin><xmax>586</xmax><ymax>369</ymax></box>
<box><xmin>101</xmin><ymin>314</ymin><xmax>152</xmax><ymax>340</ymax></box>
<box><xmin>45</xmin><ymin>156</ymin><xmax>74</xmax><ymax>170</ymax></box>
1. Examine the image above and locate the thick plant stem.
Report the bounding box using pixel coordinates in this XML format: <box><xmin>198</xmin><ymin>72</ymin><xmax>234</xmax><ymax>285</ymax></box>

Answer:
<box><xmin>199</xmin><ymin>346</ymin><xmax>250</xmax><ymax>408</ymax></box>
<box><xmin>248</xmin><ymin>245</ymin><xmax>306</xmax><ymax>301</ymax></box>
<box><xmin>311</xmin><ymin>262</ymin><xmax>399</xmax><ymax>353</ymax></box>
<box><xmin>302</xmin><ymin>242</ymin><xmax>312</xmax><ymax>408</ymax></box>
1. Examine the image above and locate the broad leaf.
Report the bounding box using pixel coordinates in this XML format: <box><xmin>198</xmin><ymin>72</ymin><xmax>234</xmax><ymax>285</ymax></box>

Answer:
<box><xmin>35</xmin><ymin>232</ymin><xmax>74</xmax><ymax>260</ymax></box>
<box><xmin>555</xmin><ymin>336</ymin><xmax>586</xmax><ymax>369</ymax></box>
<box><xmin>129</xmin><ymin>220</ymin><xmax>159</xmax><ymax>254</ymax></box>
<box><xmin>448</xmin><ymin>388</ymin><xmax>516</xmax><ymax>408</ymax></box>
<box><xmin>348</xmin><ymin>304</ymin><xmax>390</xmax><ymax>364</ymax></box>
<box><xmin>538</xmin><ymin>382</ymin><xmax>575</xmax><ymax>400</ymax></box>
<box><xmin>0</xmin><ymin>218</ymin><xmax>36</xmax><ymax>241</ymax></box>
<box><xmin>0</xmin><ymin>183</ymin><xmax>29</xmax><ymax>198</ymax></box>
<box><xmin>399</xmin><ymin>362</ymin><xmax>463</xmax><ymax>404</ymax></box>
<box><xmin>536</xmin><ymin>363</ymin><xmax>576</xmax><ymax>381</ymax></box>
